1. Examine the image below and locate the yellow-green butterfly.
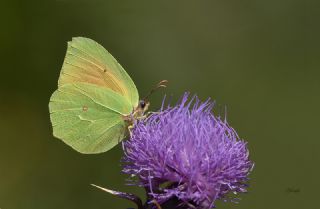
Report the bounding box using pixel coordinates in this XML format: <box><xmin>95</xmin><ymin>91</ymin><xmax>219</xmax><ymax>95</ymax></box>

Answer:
<box><xmin>49</xmin><ymin>37</ymin><xmax>166</xmax><ymax>154</ymax></box>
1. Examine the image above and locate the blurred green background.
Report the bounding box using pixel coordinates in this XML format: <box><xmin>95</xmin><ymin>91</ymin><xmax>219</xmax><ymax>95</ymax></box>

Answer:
<box><xmin>0</xmin><ymin>0</ymin><xmax>318</xmax><ymax>209</ymax></box>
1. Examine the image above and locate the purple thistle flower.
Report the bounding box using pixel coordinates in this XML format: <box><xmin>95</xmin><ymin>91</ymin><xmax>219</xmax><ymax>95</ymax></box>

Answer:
<box><xmin>122</xmin><ymin>93</ymin><xmax>254</xmax><ymax>209</ymax></box>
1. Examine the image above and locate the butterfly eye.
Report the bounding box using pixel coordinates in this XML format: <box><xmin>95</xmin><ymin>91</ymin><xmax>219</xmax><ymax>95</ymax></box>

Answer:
<box><xmin>139</xmin><ymin>100</ymin><xmax>146</xmax><ymax>109</ymax></box>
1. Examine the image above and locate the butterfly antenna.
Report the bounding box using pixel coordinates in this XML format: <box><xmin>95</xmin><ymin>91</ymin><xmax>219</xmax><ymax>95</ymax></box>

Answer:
<box><xmin>143</xmin><ymin>80</ymin><xmax>168</xmax><ymax>101</ymax></box>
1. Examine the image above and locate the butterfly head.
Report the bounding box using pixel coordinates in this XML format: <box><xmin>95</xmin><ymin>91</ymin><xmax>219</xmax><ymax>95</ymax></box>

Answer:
<box><xmin>139</xmin><ymin>100</ymin><xmax>149</xmax><ymax>111</ymax></box>
<box><xmin>132</xmin><ymin>80</ymin><xmax>168</xmax><ymax>120</ymax></box>
<box><xmin>137</xmin><ymin>99</ymin><xmax>150</xmax><ymax>114</ymax></box>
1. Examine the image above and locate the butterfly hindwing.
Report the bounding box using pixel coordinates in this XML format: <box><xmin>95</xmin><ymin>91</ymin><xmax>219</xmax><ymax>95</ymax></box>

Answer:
<box><xmin>49</xmin><ymin>82</ymin><xmax>131</xmax><ymax>154</ymax></box>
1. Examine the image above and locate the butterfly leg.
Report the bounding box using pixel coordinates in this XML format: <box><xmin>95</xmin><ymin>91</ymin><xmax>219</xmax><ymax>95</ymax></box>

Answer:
<box><xmin>128</xmin><ymin>125</ymin><xmax>134</xmax><ymax>137</ymax></box>
<box><xmin>135</xmin><ymin>111</ymin><xmax>160</xmax><ymax>121</ymax></box>
<box><xmin>146</xmin><ymin>111</ymin><xmax>160</xmax><ymax>117</ymax></box>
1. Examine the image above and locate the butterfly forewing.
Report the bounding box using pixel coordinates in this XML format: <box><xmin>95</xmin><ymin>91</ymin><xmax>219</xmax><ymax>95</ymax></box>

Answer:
<box><xmin>58</xmin><ymin>37</ymin><xmax>139</xmax><ymax>108</ymax></box>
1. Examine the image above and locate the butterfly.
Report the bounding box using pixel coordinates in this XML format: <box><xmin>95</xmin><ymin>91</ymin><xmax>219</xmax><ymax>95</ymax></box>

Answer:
<box><xmin>49</xmin><ymin>37</ymin><xmax>167</xmax><ymax>154</ymax></box>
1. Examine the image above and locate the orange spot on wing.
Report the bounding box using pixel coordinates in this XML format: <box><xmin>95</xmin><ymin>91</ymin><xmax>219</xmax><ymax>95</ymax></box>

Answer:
<box><xmin>82</xmin><ymin>106</ymin><xmax>88</xmax><ymax>111</ymax></box>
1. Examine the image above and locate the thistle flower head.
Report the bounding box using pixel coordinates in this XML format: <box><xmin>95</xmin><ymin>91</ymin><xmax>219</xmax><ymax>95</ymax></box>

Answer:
<box><xmin>122</xmin><ymin>94</ymin><xmax>254</xmax><ymax>209</ymax></box>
